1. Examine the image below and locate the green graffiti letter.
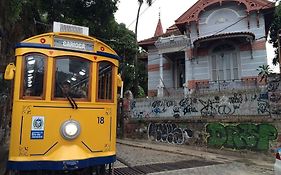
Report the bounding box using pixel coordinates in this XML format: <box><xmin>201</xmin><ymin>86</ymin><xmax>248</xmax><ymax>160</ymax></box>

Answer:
<box><xmin>225</xmin><ymin>125</ymin><xmax>241</xmax><ymax>149</ymax></box>
<box><xmin>237</xmin><ymin>124</ymin><xmax>258</xmax><ymax>149</ymax></box>
<box><xmin>206</xmin><ymin>123</ymin><xmax>226</xmax><ymax>148</ymax></box>
<box><xmin>256</xmin><ymin>124</ymin><xmax>277</xmax><ymax>150</ymax></box>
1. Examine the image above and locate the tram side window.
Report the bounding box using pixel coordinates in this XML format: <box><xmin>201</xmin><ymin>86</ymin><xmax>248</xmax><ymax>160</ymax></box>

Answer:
<box><xmin>97</xmin><ymin>61</ymin><xmax>113</xmax><ymax>100</ymax></box>
<box><xmin>23</xmin><ymin>54</ymin><xmax>45</xmax><ymax>98</ymax></box>
<box><xmin>54</xmin><ymin>56</ymin><xmax>90</xmax><ymax>99</ymax></box>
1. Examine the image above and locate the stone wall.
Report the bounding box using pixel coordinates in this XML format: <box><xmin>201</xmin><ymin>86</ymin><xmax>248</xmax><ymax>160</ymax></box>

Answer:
<box><xmin>124</xmin><ymin>118</ymin><xmax>281</xmax><ymax>153</ymax></box>
<box><xmin>123</xmin><ymin>74</ymin><xmax>281</xmax><ymax>153</ymax></box>
<box><xmin>131</xmin><ymin>90</ymin><xmax>271</xmax><ymax>119</ymax></box>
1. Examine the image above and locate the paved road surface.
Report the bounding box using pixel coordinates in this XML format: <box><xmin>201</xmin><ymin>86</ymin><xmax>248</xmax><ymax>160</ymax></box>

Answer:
<box><xmin>116</xmin><ymin>139</ymin><xmax>274</xmax><ymax>175</ymax></box>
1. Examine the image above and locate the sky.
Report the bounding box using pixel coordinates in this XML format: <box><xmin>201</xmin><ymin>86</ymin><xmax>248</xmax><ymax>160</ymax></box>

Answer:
<box><xmin>114</xmin><ymin>0</ymin><xmax>279</xmax><ymax>72</ymax></box>
<box><xmin>115</xmin><ymin>0</ymin><xmax>198</xmax><ymax>41</ymax></box>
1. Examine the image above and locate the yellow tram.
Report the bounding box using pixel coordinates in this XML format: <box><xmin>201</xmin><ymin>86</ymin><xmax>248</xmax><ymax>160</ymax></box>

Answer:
<box><xmin>4</xmin><ymin>28</ymin><xmax>122</xmax><ymax>174</ymax></box>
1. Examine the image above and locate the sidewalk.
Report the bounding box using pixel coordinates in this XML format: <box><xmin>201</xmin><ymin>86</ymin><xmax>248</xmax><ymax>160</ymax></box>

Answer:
<box><xmin>116</xmin><ymin>138</ymin><xmax>275</xmax><ymax>170</ymax></box>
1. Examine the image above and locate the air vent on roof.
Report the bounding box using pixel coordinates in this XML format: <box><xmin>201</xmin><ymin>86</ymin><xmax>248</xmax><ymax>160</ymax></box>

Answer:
<box><xmin>53</xmin><ymin>22</ymin><xmax>89</xmax><ymax>36</ymax></box>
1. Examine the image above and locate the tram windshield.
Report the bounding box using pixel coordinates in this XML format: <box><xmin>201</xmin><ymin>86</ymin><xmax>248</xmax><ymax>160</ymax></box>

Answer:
<box><xmin>54</xmin><ymin>56</ymin><xmax>90</xmax><ymax>99</ymax></box>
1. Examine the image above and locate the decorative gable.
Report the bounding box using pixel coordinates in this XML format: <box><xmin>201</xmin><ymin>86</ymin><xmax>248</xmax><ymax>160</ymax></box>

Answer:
<box><xmin>175</xmin><ymin>0</ymin><xmax>274</xmax><ymax>26</ymax></box>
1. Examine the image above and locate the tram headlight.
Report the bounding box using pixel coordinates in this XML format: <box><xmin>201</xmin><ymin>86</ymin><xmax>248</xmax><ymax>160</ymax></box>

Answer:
<box><xmin>60</xmin><ymin>120</ymin><xmax>81</xmax><ymax>140</ymax></box>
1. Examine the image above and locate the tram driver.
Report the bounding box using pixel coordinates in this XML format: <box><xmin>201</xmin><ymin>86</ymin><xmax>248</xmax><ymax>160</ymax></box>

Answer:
<box><xmin>60</xmin><ymin>81</ymin><xmax>81</xmax><ymax>98</ymax></box>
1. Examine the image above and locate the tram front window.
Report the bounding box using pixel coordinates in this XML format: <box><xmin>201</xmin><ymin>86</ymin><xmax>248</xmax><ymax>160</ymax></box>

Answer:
<box><xmin>54</xmin><ymin>56</ymin><xmax>90</xmax><ymax>99</ymax></box>
<box><xmin>22</xmin><ymin>54</ymin><xmax>46</xmax><ymax>98</ymax></box>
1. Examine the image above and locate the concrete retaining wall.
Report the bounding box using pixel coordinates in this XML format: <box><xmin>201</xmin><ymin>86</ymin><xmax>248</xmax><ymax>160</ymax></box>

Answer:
<box><xmin>123</xmin><ymin>75</ymin><xmax>281</xmax><ymax>153</ymax></box>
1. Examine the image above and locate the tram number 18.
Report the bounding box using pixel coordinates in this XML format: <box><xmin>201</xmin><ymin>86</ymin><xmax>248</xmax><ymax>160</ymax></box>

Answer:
<box><xmin>97</xmin><ymin>117</ymin><xmax>105</xmax><ymax>124</ymax></box>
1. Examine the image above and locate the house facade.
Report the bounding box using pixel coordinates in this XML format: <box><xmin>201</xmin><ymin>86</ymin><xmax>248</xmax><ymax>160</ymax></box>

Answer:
<box><xmin>139</xmin><ymin>0</ymin><xmax>274</xmax><ymax>97</ymax></box>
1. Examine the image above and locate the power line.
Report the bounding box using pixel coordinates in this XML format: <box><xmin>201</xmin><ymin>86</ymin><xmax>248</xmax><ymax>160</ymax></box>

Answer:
<box><xmin>128</xmin><ymin>0</ymin><xmax>158</xmax><ymax>28</ymax></box>
<box><xmin>214</xmin><ymin>0</ymin><xmax>276</xmax><ymax>35</ymax></box>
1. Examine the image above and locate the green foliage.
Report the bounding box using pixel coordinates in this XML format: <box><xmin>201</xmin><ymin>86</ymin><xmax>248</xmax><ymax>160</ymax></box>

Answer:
<box><xmin>0</xmin><ymin>0</ymin><xmax>148</xmax><ymax>97</ymax></box>
<box><xmin>269</xmin><ymin>3</ymin><xmax>281</xmax><ymax>65</ymax></box>
<box><xmin>137</xmin><ymin>60</ymin><xmax>148</xmax><ymax>97</ymax></box>
<box><xmin>257</xmin><ymin>65</ymin><xmax>273</xmax><ymax>82</ymax></box>
<box><xmin>7</xmin><ymin>0</ymin><xmax>23</xmax><ymax>23</ymax></box>
<box><xmin>137</xmin><ymin>85</ymin><xmax>145</xmax><ymax>98</ymax></box>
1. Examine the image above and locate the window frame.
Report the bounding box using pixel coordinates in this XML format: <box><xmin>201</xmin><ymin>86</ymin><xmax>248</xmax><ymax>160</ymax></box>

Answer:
<box><xmin>20</xmin><ymin>53</ymin><xmax>47</xmax><ymax>100</ymax></box>
<box><xmin>52</xmin><ymin>55</ymin><xmax>92</xmax><ymax>101</ymax></box>
<box><xmin>210</xmin><ymin>52</ymin><xmax>241</xmax><ymax>81</ymax></box>
<box><xmin>96</xmin><ymin>61</ymin><xmax>115</xmax><ymax>103</ymax></box>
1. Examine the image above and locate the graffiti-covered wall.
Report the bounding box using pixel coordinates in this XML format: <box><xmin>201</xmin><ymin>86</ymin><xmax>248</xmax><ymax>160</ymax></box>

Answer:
<box><xmin>124</xmin><ymin>120</ymin><xmax>281</xmax><ymax>153</ymax></box>
<box><xmin>123</xmin><ymin>75</ymin><xmax>281</xmax><ymax>153</ymax></box>
<box><xmin>131</xmin><ymin>91</ymin><xmax>270</xmax><ymax>118</ymax></box>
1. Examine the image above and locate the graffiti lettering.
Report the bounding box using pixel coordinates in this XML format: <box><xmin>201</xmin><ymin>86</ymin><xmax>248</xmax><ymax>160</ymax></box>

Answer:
<box><xmin>270</xmin><ymin>93</ymin><xmax>281</xmax><ymax>103</ymax></box>
<box><xmin>229</xmin><ymin>93</ymin><xmax>243</xmax><ymax>104</ymax></box>
<box><xmin>268</xmin><ymin>81</ymin><xmax>280</xmax><ymax>92</ymax></box>
<box><xmin>131</xmin><ymin>91</ymin><xmax>273</xmax><ymax>118</ymax></box>
<box><xmin>257</xmin><ymin>100</ymin><xmax>270</xmax><ymax>114</ymax></box>
<box><xmin>148</xmin><ymin>123</ymin><xmax>192</xmax><ymax>145</ymax></box>
<box><xmin>206</xmin><ymin>123</ymin><xmax>277</xmax><ymax>150</ymax></box>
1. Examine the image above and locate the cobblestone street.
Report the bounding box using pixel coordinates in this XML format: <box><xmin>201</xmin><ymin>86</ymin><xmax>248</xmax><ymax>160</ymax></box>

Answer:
<box><xmin>116</xmin><ymin>139</ymin><xmax>275</xmax><ymax>175</ymax></box>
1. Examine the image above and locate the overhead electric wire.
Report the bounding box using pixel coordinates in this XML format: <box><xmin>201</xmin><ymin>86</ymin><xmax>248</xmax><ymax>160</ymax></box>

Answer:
<box><xmin>214</xmin><ymin>0</ymin><xmax>276</xmax><ymax>35</ymax></box>
<box><xmin>127</xmin><ymin>0</ymin><xmax>158</xmax><ymax>28</ymax></box>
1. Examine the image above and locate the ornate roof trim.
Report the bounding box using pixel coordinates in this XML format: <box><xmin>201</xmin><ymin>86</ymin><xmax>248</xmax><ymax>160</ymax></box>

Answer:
<box><xmin>175</xmin><ymin>0</ymin><xmax>274</xmax><ymax>25</ymax></box>
<box><xmin>193</xmin><ymin>31</ymin><xmax>255</xmax><ymax>46</ymax></box>
<box><xmin>139</xmin><ymin>25</ymin><xmax>182</xmax><ymax>50</ymax></box>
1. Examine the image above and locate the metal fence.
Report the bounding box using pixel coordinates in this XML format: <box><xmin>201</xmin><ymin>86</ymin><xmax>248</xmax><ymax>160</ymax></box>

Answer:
<box><xmin>195</xmin><ymin>79</ymin><xmax>261</xmax><ymax>93</ymax></box>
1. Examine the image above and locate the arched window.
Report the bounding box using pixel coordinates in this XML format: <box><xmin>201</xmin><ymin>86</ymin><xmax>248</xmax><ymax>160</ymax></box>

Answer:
<box><xmin>22</xmin><ymin>54</ymin><xmax>46</xmax><ymax>99</ymax></box>
<box><xmin>213</xmin><ymin>44</ymin><xmax>235</xmax><ymax>53</ymax></box>
<box><xmin>97</xmin><ymin>61</ymin><xmax>113</xmax><ymax>100</ymax></box>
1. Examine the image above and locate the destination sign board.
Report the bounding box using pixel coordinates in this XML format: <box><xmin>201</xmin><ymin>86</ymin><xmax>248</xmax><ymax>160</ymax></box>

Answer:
<box><xmin>54</xmin><ymin>37</ymin><xmax>93</xmax><ymax>52</ymax></box>
<box><xmin>53</xmin><ymin>22</ymin><xmax>89</xmax><ymax>35</ymax></box>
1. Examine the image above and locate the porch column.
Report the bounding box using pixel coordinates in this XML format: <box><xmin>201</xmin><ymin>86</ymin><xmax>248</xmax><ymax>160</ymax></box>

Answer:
<box><xmin>157</xmin><ymin>53</ymin><xmax>164</xmax><ymax>97</ymax></box>
<box><xmin>184</xmin><ymin>48</ymin><xmax>192</xmax><ymax>96</ymax></box>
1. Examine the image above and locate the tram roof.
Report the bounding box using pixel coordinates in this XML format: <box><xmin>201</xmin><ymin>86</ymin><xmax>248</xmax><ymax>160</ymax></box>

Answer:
<box><xmin>19</xmin><ymin>32</ymin><xmax>119</xmax><ymax>60</ymax></box>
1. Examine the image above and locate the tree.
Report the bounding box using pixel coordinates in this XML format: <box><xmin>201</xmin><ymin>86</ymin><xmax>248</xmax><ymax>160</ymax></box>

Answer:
<box><xmin>0</xmin><ymin>0</ymin><xmax>137</xmax><ymax>92</ymax></box>
<box><xmin>269</xmin><ymin>2</ymin><xmax>281</xmax><ymax>65</ymax></box>
<box><xmin>37</xmin><ymin>0</ymin><xmax>119</xmax><ymax>39</ymax></box>
<box><xmin>257</xmin><ymin>65</ymin><xmax>273</xmax><ymax>83</ymax></box>
<box><xmin>0</xmin><ymin>0</ymin><xmax>25</xmax><ymax>64</ymax></box>
<box><xmin>105</xmin><ymin>23</ymin><xmax>138</xmax><ymax>93</ymax></box>
<box><xmin>133</xmin><ymin>0</ymin><xmax>152</xmax><ymax>97</ymax></box>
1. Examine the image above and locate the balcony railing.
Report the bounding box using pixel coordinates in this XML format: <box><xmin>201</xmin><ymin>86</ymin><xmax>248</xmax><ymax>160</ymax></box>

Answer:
<box><xmin>153</xmin><ymin>78</ymin><xmax>265</xmax><ymax>97</ymax></box>
<box><xmin>195</xmin><ymin>78</ymin><xmax>262</xmax><ymax>93</ymax></box>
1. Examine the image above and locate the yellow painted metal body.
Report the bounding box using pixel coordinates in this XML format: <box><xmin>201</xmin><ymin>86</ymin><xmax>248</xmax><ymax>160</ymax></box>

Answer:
<box><xmin>8</xmin><ymin>32</ymin><xmax>119</xmax><ymax>167</ymax></box>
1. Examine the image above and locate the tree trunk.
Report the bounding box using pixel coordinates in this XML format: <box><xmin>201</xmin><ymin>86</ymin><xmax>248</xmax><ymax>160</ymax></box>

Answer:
<box><xmin>133</xmin><ymin>1</ymin><xmax>143</xmax><ymax>97</ymax></box>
